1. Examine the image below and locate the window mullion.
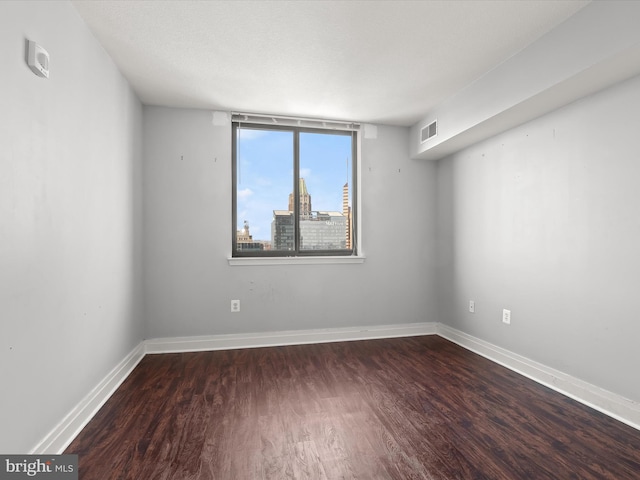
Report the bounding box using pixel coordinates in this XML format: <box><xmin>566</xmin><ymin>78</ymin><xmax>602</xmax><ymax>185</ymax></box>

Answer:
<box><xmin>293</xmin><ymin>129</ymin><xmax>300</xmax><ymax>253</ymax></box>
<box><xmin>231</xmin><ymin>123</ymin><xmax>239</xmax><ymax>254</ymax></box>
<box><xmin>350</xmin><ymin>129</ymin><xmax>357</xmax><ymax>253</ymax></box>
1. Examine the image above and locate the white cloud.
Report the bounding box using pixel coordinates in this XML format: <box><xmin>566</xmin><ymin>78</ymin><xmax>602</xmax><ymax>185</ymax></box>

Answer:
<box><xmin>237</xmin><ymin>188</ymin><xmax>253</xmax><ymax>200</ymax></box>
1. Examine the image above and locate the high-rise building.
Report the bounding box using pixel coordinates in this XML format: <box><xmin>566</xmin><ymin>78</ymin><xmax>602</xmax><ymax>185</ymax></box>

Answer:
<box><xmin>271</xmin><ymin>210</ymin><xmax>294</xmax><ymax>250</ymax></box>
<box><xmin>300</xmin><ymin>211</ymin><xmax>346</xmax><ymax>250</ymax></box>
<box><xmin>288</xmin><ymin>178</ymin><xmax>312</xmax><ymax>218</ymax></box>
<box><xmin>343</xmin><ymin>182</ymin><xmax>352</xmax><ymax>249</ymax></box>
<box><xmin>272</xmin><ymin>210</ymin><xmax>347</xmax><ymax>250</ymax></box>
<box><xmin>272</xmin><ymin>179</ymin><xmax>348</xmax><ymax>251</ymax></box>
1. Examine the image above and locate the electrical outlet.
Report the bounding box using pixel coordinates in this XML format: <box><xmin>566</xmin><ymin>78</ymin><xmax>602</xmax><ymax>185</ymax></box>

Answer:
<box><xmin>231</xmin><ymin>299</ymin><xmax>240</xmax><ymax>313</ymax></box>
<box><xmin>502</xmin><ymin>309</ymin><xmax>511</xmax><ymax>324</ymax></box>
<box><xmin>469</xmin><ymin>300</ymin><xmax>475</xmax><ymax>313</ymax></box>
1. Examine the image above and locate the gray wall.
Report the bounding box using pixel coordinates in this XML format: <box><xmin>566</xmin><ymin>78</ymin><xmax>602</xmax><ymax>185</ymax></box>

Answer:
<box><xmin>0</xmin><ymin>1</ymin><xmax>143</xmax><ymax>453</ymax></box>
<box><xmin>437</xmin><ymin>74</ymin><xmax>640</xmax><ymax>403</ymax></box>
<box><xmin>143</xmin><ymin>107</ymin><xmax>439</xmax><ymax>338</ymax></box>
<box><xmin>5</xmin><ymin>0</ymin><xmax>639</xmax><ymax>454</ymax></box>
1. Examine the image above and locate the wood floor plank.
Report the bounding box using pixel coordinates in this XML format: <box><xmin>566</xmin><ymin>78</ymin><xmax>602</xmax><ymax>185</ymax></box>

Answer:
<box><xmin>65</xmin><ymin>336</ymin><xmax>640</xmax><ymax>479</ymax></box>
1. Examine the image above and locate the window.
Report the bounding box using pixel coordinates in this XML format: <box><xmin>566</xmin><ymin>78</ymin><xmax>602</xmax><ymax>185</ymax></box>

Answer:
<box><xmin>232</xmin><ymin>114</ymin><xmax>358</xmax><ymax>258</ymax></box>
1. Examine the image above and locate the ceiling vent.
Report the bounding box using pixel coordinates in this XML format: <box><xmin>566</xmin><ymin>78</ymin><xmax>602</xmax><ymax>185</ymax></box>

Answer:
<box><xmin>420</xmin><ymin>120</ymin><xmax>437</xmax><ymax>143</ymax></box>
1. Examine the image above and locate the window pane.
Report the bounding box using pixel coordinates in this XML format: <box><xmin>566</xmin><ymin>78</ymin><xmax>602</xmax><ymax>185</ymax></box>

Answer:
<box><xmin>299</xmin><ymin>132</ymin><xmax>353</xmax><ymax>251</ymax></box>
<box><xmin>233</xmin><ymin>122</ymin><xmax>357</xmax><ymax>257</ymax></box>
<box><xmin>235</xmin><ymin>127</ymin><xmax>293</xmax><ymax>252</ymax></box>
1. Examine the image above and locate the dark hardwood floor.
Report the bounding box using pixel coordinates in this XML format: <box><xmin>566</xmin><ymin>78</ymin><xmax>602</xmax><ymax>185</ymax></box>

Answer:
<box><xmin>65</xmin><ymin>336</ymin><xmax>640</xmax><ymax>479</ymax></box>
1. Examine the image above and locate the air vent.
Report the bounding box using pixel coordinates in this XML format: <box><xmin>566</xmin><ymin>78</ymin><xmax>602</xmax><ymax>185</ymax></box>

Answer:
<box><xmin>420</xmin><ymin>120</ymin><xmax>437</xmax><ymax>143</ymax></box>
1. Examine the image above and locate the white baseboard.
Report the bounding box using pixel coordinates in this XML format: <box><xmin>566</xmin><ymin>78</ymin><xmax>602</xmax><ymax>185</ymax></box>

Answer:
<box><xmin>144</xmin><ymin>322</ymin><xmax>438</xmax><ymax>354</ymax></box>
<box><xmin>437</xmin><ymin>323</ymin><xmax>640</xmax><ymax>431</ymax></box>
<box><xmin>34</xmin><ymin>321</ymin><xmax>639</xmax><ymax>454</ymax></box>
<box><xmin>30</xmin><ymin>343</ymin><xmax>146</xmax><ymax>454</ymax></box>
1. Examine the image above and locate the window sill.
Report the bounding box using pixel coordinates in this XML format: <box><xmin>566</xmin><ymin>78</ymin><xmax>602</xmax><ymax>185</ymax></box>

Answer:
<box><xmin>228</xmin><ymin>256</ymin><xmax>366</xmax><ymax>266</ymax></box>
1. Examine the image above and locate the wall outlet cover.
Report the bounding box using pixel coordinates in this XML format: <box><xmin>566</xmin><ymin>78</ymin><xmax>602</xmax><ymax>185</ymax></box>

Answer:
<box><xmin>231</xmin><ymin>300</ymin><xmax>240</xmax><ymax>313</ymax></box>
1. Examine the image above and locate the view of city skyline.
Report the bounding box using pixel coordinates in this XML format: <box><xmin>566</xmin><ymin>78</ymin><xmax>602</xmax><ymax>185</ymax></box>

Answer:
<box><xmin>235</xmin><ymin>127</ymin><xmax>353</xmax><ymax>242</ymax></box>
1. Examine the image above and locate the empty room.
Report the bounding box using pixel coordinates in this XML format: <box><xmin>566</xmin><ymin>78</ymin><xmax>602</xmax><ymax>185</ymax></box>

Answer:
<box><xmin>2</xmin><ymin>0</ymin><xmax>640</xmax><ymax>478</ymax></box>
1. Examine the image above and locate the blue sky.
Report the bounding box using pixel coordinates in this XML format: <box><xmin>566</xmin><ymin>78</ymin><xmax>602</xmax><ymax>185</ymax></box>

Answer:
<box><xmin>236</xmin><ymin>127</ymin><xmax>353</xmax><ymax>241</ymax></box>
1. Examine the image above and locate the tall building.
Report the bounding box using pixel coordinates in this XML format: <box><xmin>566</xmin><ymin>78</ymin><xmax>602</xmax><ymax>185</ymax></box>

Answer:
<box><xmin>300</xmin><ymin>211</ymin><xmax>346</xmax><ymax>250</ymax></box>
<box><xmin>271</xmin><ymin>210</ymin><xmax>295</xmax><ymax>250</ymax></box>
<box><xmin>272</xmin><ymin>180</ymin><xmax>348</xmax><ymax>251</ymax></box>
<box><xmin>343</xmin><ymin>182</ymin><xmax>352</xmax><ymax>249</ymax></box>
<box><xmin>288</xmin><ymin>178</ymin><xmax>312</xmax><ymax>218</ymax></box>
<box><xmin>272</xmin><ymin>211</ymin><xmax>347</xmax><ymax>250</ymax></box>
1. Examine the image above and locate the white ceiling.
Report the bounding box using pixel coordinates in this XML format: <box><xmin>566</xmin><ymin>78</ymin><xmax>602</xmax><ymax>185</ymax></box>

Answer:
<box><xmin>71</xmin><ymin>0</ymin><xmax>590</xmax><ymax>127</ymax></box>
